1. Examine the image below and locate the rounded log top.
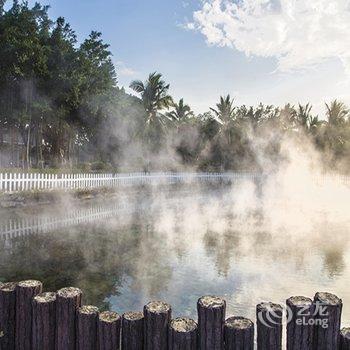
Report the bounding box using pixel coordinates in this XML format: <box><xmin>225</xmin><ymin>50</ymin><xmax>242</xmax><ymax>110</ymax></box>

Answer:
<box><xmin>341</xmin><ymin>328</ymin><xmax>350</xmax><ymax>340</ymax></box>
<box><xmin>314</xmin><ymin>292</ymin><xmax>342</xmax><ymax>305</ymax></box>
<box><xmin>78</xmin><ymin>305</ymin><xmax>99</xmax><ymax>315</ymax></box>
<box><xmin>123</xmin><ymin>311</ymin><xmax>144</xmax><ymax>321</ymax></box>
<box><xmin>99</xmin><ymin>311</ymin><xmax>120</xmax><ymax>323</ymax></box>
<box><xmin>170</xmin><ymin>318</ymin><xmax>197</xmax><ymax>333</ymax></box>
<box><xmin>145</xmin><ymin>301</ymin><xmax>171</xmax><ymax>314</ymax></box>
<box><xmin>198</xmin><ymin>295</ymin><xmax>225</xmax><ymax>308</ymax></box>
<box><xmin>257</xmin><ymin>302</ymin><xmax>283</xmax><ymax>312</ymax></box>
<box><xmin>225</xmin><ymin>316</ymin><xmax>253</xmax><ymax>330</ymax></box>
<box><xmin>17</xmin><ymin>280</ymin><xmax>42</xmax><ymax>288</ymax></box>
<box><xmin>57</xmin><ymin>287</ymin><xmax>82</xmax><ymax>298</ymax></box>
<box><xmin>0</xmin><ymin>282</ymin><xmax>17</xmax><ymax>292</ymax></box>
<box><xmin>34</xmin><ymin>292</ymin><xmax>56</xmax><ymax>303</ymax></box>
<box><xmin>287</xmin><ymin>296</ymin><xmax>313</xmax><ymax>307</ymax></box>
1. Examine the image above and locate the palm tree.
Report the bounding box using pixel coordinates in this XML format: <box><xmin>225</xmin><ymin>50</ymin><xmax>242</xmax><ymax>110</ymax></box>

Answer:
<box><xmin>295</xmin><ymin>103</ymin><xmax>323</xmax><ymax>133</ymax></box>
<box><xmin>296</xmin><ymin>103</ymin><xmax>313</xmax><ymax>129</ymax></box>
<box><xmin>279</xmin><ymin>103</ymin><xmax>297</xmax><ymax>130</ymax></box>
<box><xmin>209</xmin><ymin>95</ymin><xmax>236</xmax><ymax>146</ymax></box>
<box><xmin>308</xmin><ymin>115</ymin><xmax>323</xmax><ymax>135</ymax></box>
<box><xmin>210</xmin><ymin>95</ymin><xmax>235</xmax><ymax>126</ymax></box>
<box><xmin>325</xmin><ymin>100</ymin><xmax>348</xmax><ymax>126</ymax></box>
<box><xmin>167</xmin><ymin>98</ymin><xmax>193</xmax><ymax>122</ymax></box>
<box><xmin>130</xmin><ymin>72</ymin><xmax>173</xmax><ymax>125</ymax></box>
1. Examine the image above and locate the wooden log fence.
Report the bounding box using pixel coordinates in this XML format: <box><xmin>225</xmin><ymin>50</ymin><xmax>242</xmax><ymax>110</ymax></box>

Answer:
<box><xmin>313</xmin><ymin>292</ymin><xmax>343</xmax><ymax>350</ymax></box>
<box><xmin>144</xmin><ymin>301</ymin><xmax>172</xmax><ymax>350</ymax></box>
<box><xmin>56</xmin><ymin>287</ymin><xmax>82</xmax><ymax>350</ymax></box>
<box><xmin>121</xmin><ymin>311</ymin><xmax>144</xmax><ymax>350</ymax></box>
<box><xmin>256</xmin><ymin>302</ymin><xmax>283</xmax><ymax>350</ymax></box>
<box><xmin>15</xmin><ymin>280</ymin><xmax>42</xmax><ymax>350</ymax></box>
<box><xmin>0</xmin><ymin>279</ymin><xmax>348</xmax><ymax>349</ymax></box>
<box><xmin>224</xmin><ymin>317</ymin><xmax>254</xmax><ymax>350</ymax></box>
<box><xmin>32</xmin><ymin>292</ymin><xmax>56</xmax><ymax>350</ymax></box>
<box><xmin>76</xmin><ymin>305</ymin><xmax>99</xmax><ymax>350</ymax></box>
<box><xmin>169</xmin><ymin>318</ymin><xmax>198</xmax><ymax>350</ymax></box>
<box><xmin>197</xmin><ymin>296</ymin><xmax>226</xmax><ymax>349</ymax></box>
<box><xmin>286</xmin><ymin>296</ymin><xmax>314</xmax><ymax>350</ymax></box>
<box><xmin>98</xmin><ymin>311</ymin><xmax>121</xmax><ymax>350</ymax></box>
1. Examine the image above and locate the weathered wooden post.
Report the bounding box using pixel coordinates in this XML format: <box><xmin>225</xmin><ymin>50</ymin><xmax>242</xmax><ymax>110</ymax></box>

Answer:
<box><xmin>121</xmin><ymin>311</ymin><xmax>144</xmax><ymax>350</ymax></box>
<box><xmin>56</xmin><ymin>287</ymin><xmax>82</xmax><ymax>350</ymax></box>
<box><xmin>76</xmin><ymin>305</ymin><xmax>99</xmax><ymax>350</ymax></box>
<box><xmin>144</xmin><ymin>301</ymin><xmax>172</xmax><ymax>350</ymax></box>
<box><xmin>286</xmin><ymin>296</ymin><xmax>314</xmax><ymax>350</ymax></box>
<box><xmin>340</xmin><ymin>328</ymin><xmax>350</xmax><ymax>350</ymax></box>
<box><xmin>98</xmin><ymin>311</ymin><xmax>121</xmax><ymax>350</ymax></box>
<box><xmin>0</xmin><ymin>282</ymin><xmax>16</xmax><ymax>350</ymax></box>
<box><xmin>15</xmin><ymin>280</ymin><xmax>43</xmax><ymax>350</ymax></box>
<box><xmin>168</xmin><ymin>317</ymin><xmax>197</xmax><ymax>350</ymax></box>
<box><xmin>197</xmin><ymin>295</ymin><xmax>226</xmax><ymax>350</ymax></box>
<box><xmin>32</xmin><ymin>292</ymin><xmax>57</xmax><ymax>350</ymax></box>
<box><xmin>256</xmin><ymin>302</ymin><xmax>283</xmax><ymax>350</ymax></box>
<box><xmin>224</xmin><ymin>316</ymin><xmax>254</xmax><ymax>350</ymax></box>
<box><xmin>313</xmin><ymin>292</ymin><xmax>342</xmax><ymax>350</ymax></box>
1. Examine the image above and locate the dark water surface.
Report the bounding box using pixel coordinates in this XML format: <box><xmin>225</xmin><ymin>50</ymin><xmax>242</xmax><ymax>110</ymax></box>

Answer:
<box><xmin>0</xmin><ymin>185</ymin><xmax>349</xmax><ymax>327</ymax></box>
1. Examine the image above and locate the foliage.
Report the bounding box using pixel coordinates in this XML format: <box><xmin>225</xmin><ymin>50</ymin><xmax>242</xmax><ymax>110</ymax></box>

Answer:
<box><xmin>166</xmin><ymin>98</ymin><xmax>193</xmax><ymax>122</ymax></box>
<box><xmin>0</xmin><ymin>1</ymin><xmax>349</xmax><ymax>173</ymax></box>
<box><xmin>130</xmin><ymin>72</ymin><xmax>173</xmax><ymax>125</ymax></box>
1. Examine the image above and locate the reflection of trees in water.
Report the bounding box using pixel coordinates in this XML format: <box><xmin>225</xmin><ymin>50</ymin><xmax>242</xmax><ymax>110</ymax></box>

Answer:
<box><xmin>71</xmin><ymin>224</ymin><xmax>142</xmax><ymax>310</ymax></box>
<box><xmin>314</xmin><ymin>225</ymin><xmax>348</xmax><ymax>278</ymax></box>
<box><xmin>167</xmin><ymin>203</ymin><xmax>193</xmax><ymax>260</ymax></box>
<box><xmin>322</xmin><ymin>248</ymin><xmax>346</xmax><ymax>277</ymax></box>
<box><xmin>0</xmin><ymin>234</ymin><xmax>85</xmax><ymax>289</ymax></box>
<box><xmin>0</xmin><ymin>223</ymin><xmax>140</xmax><ymax>310</ymax></box>
<box><xmin>203</xmin><ymin>230</ymin><xmax>241</xmax><ymax>277</ymax></box>
<box><xmin>131</xmin><ymin>222</ymin><xmax>172</xmax><ymax>298</ymax></box>
<box><xmin>202</xmin><ymin>223</ymin><xmax>348</xmax><ymax>280</ymax></box>
<box><xmin>0</xmin><ymin>218</ymin><xmax>174</xmax><ymax>310</ymax></box>
<box><xmin>0</xmin><ymin>206</ymin><xmax>348</xmax><ymax>313</ymax></box>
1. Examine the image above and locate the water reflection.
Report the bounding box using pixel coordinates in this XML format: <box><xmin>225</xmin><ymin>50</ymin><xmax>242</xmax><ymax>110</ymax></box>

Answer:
<box><xmin>0</xmin><ymin>185</ymin><xmax>349</xmax><ymax>327</ymax></box>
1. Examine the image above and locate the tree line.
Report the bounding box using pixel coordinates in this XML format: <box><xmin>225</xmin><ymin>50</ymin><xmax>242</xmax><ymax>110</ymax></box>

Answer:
<box><xmin>0</xmin><ymin>1</ymin><xmax>349</xmax><ymax>172</ymax></box>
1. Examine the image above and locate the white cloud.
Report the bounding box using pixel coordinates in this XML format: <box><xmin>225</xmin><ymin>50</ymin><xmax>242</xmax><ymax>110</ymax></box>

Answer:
<box><xmin>190</xmin><ymin>0</ymin><xmax>350</xmax><ymax>72</ymax></box>
<box><xmin>115</xmin><ymin>61</ymin><xmax>137</xmax><ymax>77</ymax></box>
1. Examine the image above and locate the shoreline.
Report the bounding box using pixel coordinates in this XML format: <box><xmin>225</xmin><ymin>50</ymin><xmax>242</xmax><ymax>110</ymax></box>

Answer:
<box><xmin>0</xmin><ymin>182</ymin><xmax>223</xmax><ymax>210</ymax></box>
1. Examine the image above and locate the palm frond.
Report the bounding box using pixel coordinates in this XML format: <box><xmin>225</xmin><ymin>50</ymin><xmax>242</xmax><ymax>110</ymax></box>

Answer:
<box><xmin>129</xmin><ymin>80</ymin><xmax>144</xmax><ymax>93</ymax></box>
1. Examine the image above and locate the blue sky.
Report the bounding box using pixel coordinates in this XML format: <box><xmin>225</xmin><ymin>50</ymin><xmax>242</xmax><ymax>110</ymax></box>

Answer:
<box><xmin>26</xmin><ymin>0</ymin><xmax>350</xmax><ymax>115</ymax></box>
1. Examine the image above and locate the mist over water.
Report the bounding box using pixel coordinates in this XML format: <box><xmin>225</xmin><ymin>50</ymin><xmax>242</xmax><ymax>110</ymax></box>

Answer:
<box><xmin>0</xmin><ymin>137</ymin><xmax>349</xmax><ymax>326</ymax></box>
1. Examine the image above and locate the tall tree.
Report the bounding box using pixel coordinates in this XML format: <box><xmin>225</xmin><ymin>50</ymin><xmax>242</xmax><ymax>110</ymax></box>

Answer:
<box><xmin>78</xmin><ymin>30</ymin><xmax>117</xmax><ymax>133</ymax></box>
<box><xmin>294</xmin><ymin>103</ymin><xmax>322</xmax><ymax>134</ymax></box>
<box><xmin>326</xmin><ymin>100</ymin><xmax>348</xmax><ymax>127</ymax></box>
<box><xmin>130</xmin><ymin>72</ymin><xmax>173</xmax><ymax>125</ymax></box>
<box><xmin>0</xmin><ymin>1</ymin><xmax>50</xmax><ymax>167</ymax></box>
<box><xmin>167</xmin><ymin>98</ymin><xmax>193</xmax><ymax>122</ymax></box>
<box><xmin>210</xmin><ymin>95</ymin><xmax>235</xmax><ymax>126</ymax></box>
<box><xmin>209</xmin><ymin>95</ymin><xmax>237</xmax><ymax>149</ymax></box>
<box><xmin>43</xmin><ymin>16</ymin><xmax>79</xmax><ymax>165</ymax></box>
<box><xmin>323</xmin><ymin>100</ymin><xmax>349</xmax><ymax>161</ymax></box>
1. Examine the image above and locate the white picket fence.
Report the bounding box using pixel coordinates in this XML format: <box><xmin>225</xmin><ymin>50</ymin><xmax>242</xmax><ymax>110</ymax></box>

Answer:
<box><xmin>0</xmin><ymin>172</ymin><xmax>259</xmax><ymax>193</ymax></box>
<box><xmin>0</xmin><ymin>172</ymin><xmax>348</xmax><ymax>193</ymax></box>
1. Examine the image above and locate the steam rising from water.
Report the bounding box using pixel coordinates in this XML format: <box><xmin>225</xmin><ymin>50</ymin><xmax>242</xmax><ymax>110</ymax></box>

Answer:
<box><xmin>0</xmin><ymin>132</ymin><xmax>349</xmax><ymax>325</ymax></box>
<box><xmin>124</xmin><ymin>132</ymin><xmax>350</xmax><ymax>320</ymax></box>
